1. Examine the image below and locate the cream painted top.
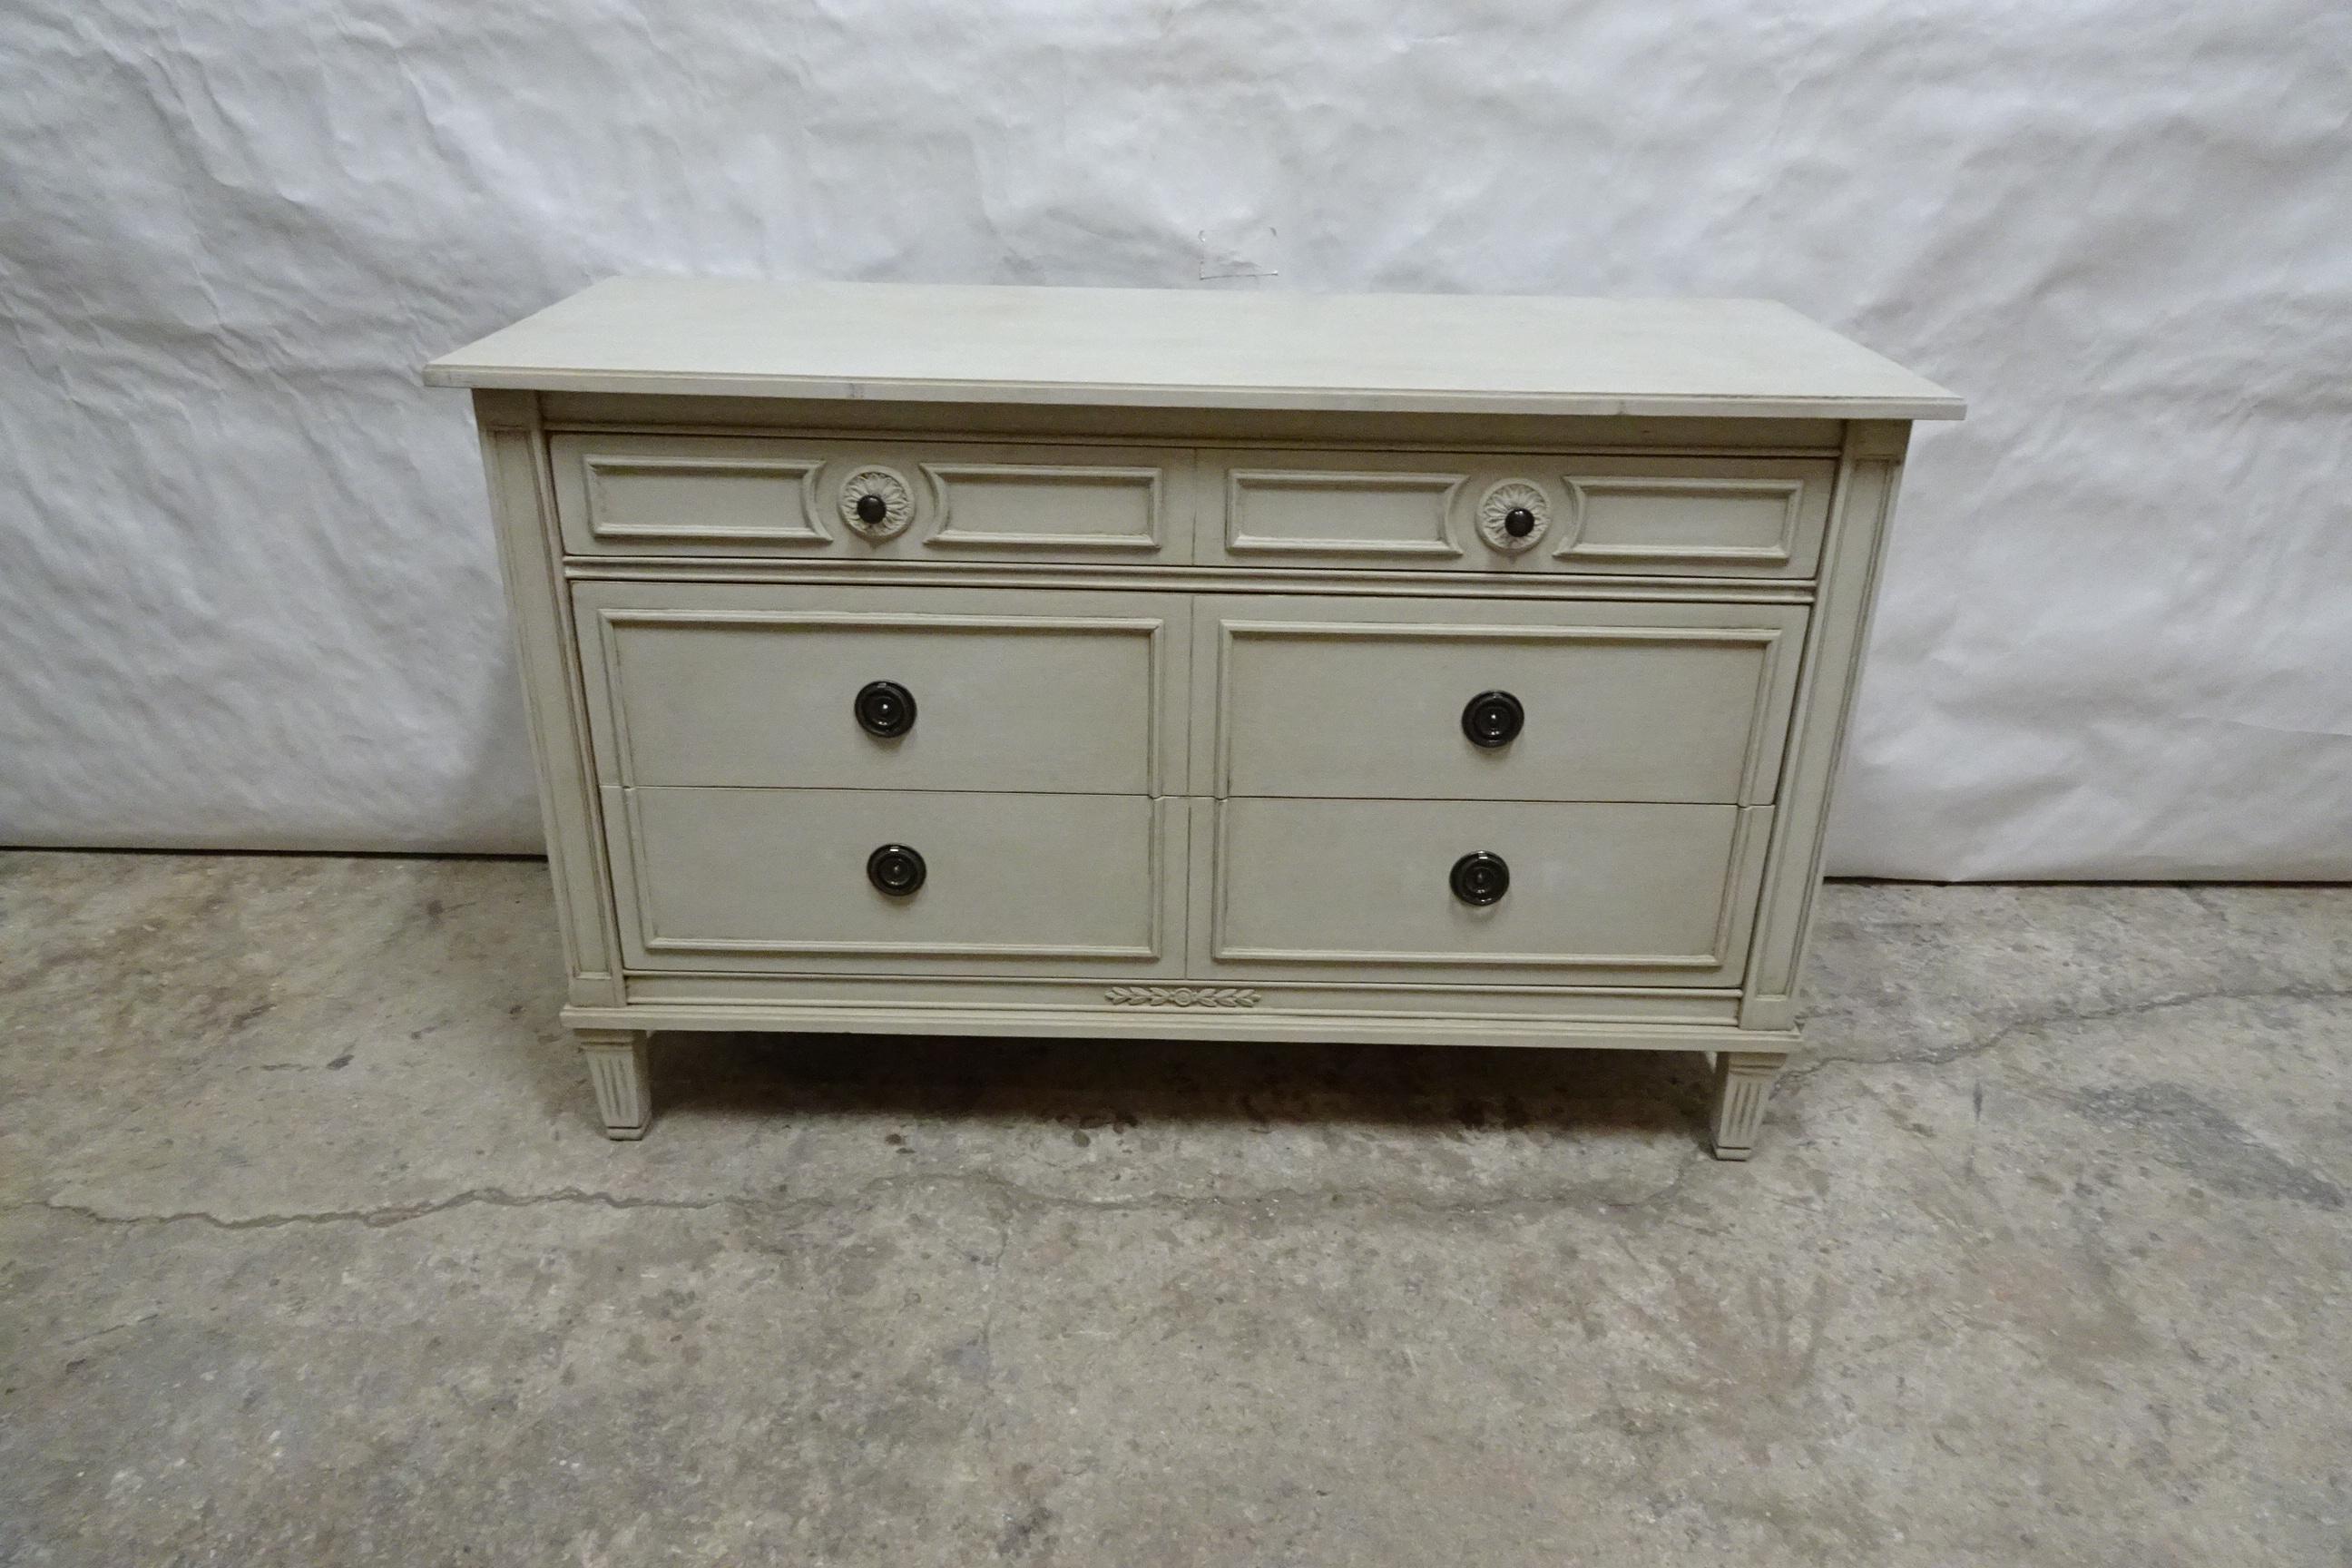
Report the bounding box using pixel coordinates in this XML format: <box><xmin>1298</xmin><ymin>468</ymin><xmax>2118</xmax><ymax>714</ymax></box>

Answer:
<box><xmin>425</xmin><ymin>278</ymin><xmax>1964</xmax><ymax>420</ymax></box>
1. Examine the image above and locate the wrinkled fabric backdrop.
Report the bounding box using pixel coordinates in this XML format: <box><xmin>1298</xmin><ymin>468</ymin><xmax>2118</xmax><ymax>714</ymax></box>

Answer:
<box><xmin>3</xmin><ymin>1</ymin><xmax>2347</xmax><ymax>877</ymax></box>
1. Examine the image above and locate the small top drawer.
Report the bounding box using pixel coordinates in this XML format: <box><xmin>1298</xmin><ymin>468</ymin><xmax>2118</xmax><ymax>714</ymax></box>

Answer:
<box><xmin>1201</xmin><ymin>448</ymin><xmax>1837</xmax><ymax>577</ymax></box>
<box><xmin>549</xmin><ymin>433</ymin><xmax>1193</xmax><ymax>561</ymax></box>
<box><xmin>572</xmin><ymin>582</ymin><xmax>1190</xmax><ymax>795</ymax></box>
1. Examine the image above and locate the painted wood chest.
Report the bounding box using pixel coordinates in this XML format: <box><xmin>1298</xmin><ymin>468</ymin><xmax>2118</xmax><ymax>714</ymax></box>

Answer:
<box><xmin>426</xmin><ymin>279</ymin><xmax>1961</xmax><ymax>1156</ymax></box>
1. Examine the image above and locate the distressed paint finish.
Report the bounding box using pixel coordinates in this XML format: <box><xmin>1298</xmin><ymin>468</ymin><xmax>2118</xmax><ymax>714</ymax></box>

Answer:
<box><xmin>435</xmin><ymin>284</ymin><xmax>1955</xmax><ymax>1154</ymax></box>
<box><xmin>1708</xmin><ymin>1050</ymin><xmax>1788</xmax><ymax>1160</ymax></box>
<box><xmin>576</xmin><ymin>1027</ymin><xmax>652</xmax><ymax>1140</ymax></box>
<box><xmin>1740</xmin><ymin>421</ymin><xmax>1913</xmax><ymax>1033</ymax></box>
<box><xmin>470</xmin><ymin>390</ymin><xmax>626</xmax><ymax>1008</ymax></box>
<box><xmin>426</xmin><ymin>279</ymin><xmax>1965</xmax><ymax>419</ymax></box>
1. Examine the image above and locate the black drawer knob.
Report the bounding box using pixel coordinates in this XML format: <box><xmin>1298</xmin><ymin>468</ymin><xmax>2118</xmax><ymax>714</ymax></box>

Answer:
<box><xmin>854</xmin><ymin>680</ymin><xmax>916</xmax><ymax>738</ymax></box>
<box><xmin>855</xmin><ymin>492</ymin><xmax>889</xmax><ymax>526</ymax></box>
<box><xmin>1503</xmin><ymin>506</ymin><xmax>1537</xmax><ymax>538</ymax></box>
<box><xmin>1461</xmin><ymin>690</ymin><xmax>1524</xmax><ymax>749</ymax></box>
<box><xmin>867</xmin><ymin>844</ymin><xmax>926</xmax><ymax>897</ymax></box>
<box><xmin>1450</xmin><ymin>851</ymin><xmax>1510</xmax><ymax>906</ymax></box>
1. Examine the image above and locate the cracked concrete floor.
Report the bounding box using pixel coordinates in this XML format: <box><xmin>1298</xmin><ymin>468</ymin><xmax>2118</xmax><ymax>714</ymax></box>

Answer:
<box><xmin>3</xmin><ymin>852</ymin><xmax>2348</xmax><ymax>1565</ymax></box>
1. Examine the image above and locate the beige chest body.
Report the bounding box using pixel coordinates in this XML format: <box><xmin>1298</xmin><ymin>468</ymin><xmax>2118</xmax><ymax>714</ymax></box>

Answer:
<box><xmin>429</xmin><ymin>280</ymin><xmax>1960</xmax><ymax>1157</ymax></box>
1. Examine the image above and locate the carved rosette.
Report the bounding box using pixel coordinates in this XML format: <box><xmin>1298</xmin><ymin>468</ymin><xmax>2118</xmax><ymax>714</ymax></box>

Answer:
<box><xmin>1475</xmin><ymin>479</ymin><xmax>1552</xmax><ymax>553</ymax></box>
<box><xmin>838</xmin><ymin>466</ymin><xmax>916</xmax><ymax>539</ymax></box>
<box><xmin>1103</xmin><ymin>985</ymin><xmax>1259</xmax><ymax>1008</ymax></box>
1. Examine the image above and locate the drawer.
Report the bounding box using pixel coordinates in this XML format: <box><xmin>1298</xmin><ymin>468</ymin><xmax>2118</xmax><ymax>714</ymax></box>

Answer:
<box><xmin>1193</xmin><ymin>595</ymin><xmax>1806</xmax><ymax>804</ymax></box>
<box><xmin>1200</xmin><ymin>449</ymin><xmax>1837</xmax><ymax>577</ymax></box>
<box><xmin>1192</xmin><ymin>798</ymin><xmax>1772</xmax><ymax>986</ymax></box>
<box><xmin>605</xmin><ymin>787</ymin><xmax>1184</xmax><ymax>975</ymax></box>
<box><xmin>549</xmin><ymin>432</ymin><xmax>1194</xmax><ymax>560</ymax></box>
<box><xmin>573</xmin><ymin>582</ymin><xmax>1189</xmax><ymax>795</ymax></box>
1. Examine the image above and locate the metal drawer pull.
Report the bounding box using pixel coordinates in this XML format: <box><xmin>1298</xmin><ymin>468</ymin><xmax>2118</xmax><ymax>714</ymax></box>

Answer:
<box><xmin>1461</xmin><ymin>690</ymin><xmax>1524</xmax><ymax>749</ymax></box>
<box><xmin>854</xmin><ymin>680</ymin><xmax>916</xmax><ymax>738</ymax></box>
<box><xmin>1449</xmin><ymin>850</ymin><xmax>1510</xmax><ymax>906</ymax></box>
<box><xmin>867</xmin><ymin>844</ymin><xmax>926</xmax><ymax>897</ymax></box>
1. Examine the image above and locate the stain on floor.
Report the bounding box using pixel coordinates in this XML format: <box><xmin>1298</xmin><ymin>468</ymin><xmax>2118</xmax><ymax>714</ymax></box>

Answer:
<box><xmin>2</xmin><ymin>854</ymin><xmax>2347</xmax><ymax>1564</ymax></box>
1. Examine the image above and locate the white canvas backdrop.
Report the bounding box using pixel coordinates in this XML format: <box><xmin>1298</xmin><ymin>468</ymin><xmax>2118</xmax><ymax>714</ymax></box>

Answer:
<box><xmin>3</xmin><ymin>1</ymin><xmax>2347</xmax><ymax>878</ymax></box>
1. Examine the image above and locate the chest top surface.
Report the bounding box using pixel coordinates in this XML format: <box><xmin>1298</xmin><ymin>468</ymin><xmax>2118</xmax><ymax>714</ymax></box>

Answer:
<box><xmin>424</xmin><ymin>278</ymin><xmax>1963</xmax><ymax>422</ymax></box>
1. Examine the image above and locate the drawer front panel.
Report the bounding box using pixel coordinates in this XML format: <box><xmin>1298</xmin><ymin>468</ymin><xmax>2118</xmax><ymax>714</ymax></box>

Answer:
<box><xmin>1198</xmin><ymin>596</ymin><xmax>1805</xmax><ymax>804</ymax></box>
<box><xmin>573</xmin><ymin>583</ymin><xmax>1186</xmax><ymax>795</ymax></box>
<box><xmin>1201</xmin><ymin>449</ymin><xmax>1836</xmax><ymax>576</ymax></box>
<box><xmin>608</xmin><ymin>787</ymin><xmax>1181</xmax><ymax>974</ymax></box>
<box><xmin>550</xmin><ymin>433</ymin><xmax>1191</xmax><ymax>559</ymax></box>
<box><xmin>1195</xmin><ymin>798</ymin><xmax>1771</xmax><ymax>985</ymax></box>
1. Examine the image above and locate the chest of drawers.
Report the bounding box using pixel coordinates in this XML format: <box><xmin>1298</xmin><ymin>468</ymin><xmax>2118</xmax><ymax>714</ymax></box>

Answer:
<box><xmin>426</xmin><ymin>279</ymin><xmax>1961</xmax><ymax>1158</ymax></box>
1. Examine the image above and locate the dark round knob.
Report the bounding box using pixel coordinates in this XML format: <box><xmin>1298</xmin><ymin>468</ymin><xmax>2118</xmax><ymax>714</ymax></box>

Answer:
<box><xmin>1503</xmin><ymin>506</ymin><xmax>1537</xmax><ymax>538</ymax></box>
<box><xmin>867</xmin><ymin>844</ymin><xmax>926</xmax><ymax>897</ymax></box>
<box><xmin>1450</xmin><ymin>851</ymin><xmax>1510</xmax><ymax>906</ymax></box>
<box><xmin>1461</xmin><ymin>690</ymin><xmax>1524</xmax><ymax>749</ymax></box>
<box><xmin>855</xmin><ymin>491</ymin><xmax>889</xmax><ymax>526</ymax></box>
<box><xmin>854</xmin><ymin>680</ymin><xmax>916</xmax><ymax>739</ymax></box>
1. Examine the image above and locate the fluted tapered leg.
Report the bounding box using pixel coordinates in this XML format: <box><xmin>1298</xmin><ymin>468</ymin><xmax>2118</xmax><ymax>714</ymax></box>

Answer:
<box><xmin>1709</xmin><ymin>1050</ymin><xmax>1786</xmax><ymax>1160</ymax></box>
<box><xmin>577</xmin><ymin>1029</ymin><xmax>652</xmax><ymax>1140</ymax></box>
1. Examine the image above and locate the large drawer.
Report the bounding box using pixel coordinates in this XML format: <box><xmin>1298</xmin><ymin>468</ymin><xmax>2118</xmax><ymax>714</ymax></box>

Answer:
<box><xmin>573</xmin><ymin>582</ymin><xmax>1190</xmax><ymax>795</ymax></box>
<box><xmin>1193</xmin><ymin>797</ymin><xmax>1771</xmax><ymax>986</ymax></box>
<box><xmin>549</xmin><ymin>432</ymin><xmax>1194</xmax><ymax>561</ymax></box>
<box><xmin>1200</xmin><ymin>449</ymin><xmax>1838</xmax><ymax>577</ymax></box>
<box><xmin>1193</xmin><ymin>595</ymin><xmax>1806</xmax><ymax>804</ymax></box>
<box><xmin>605</xmin><ymin>786</ymin><xmax>1184</xmax><ymax>975</ymax></box>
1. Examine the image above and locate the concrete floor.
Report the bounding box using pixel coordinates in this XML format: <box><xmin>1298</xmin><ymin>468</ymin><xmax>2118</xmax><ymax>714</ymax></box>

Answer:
<box><xmin>2</xmin><ymin>853</ymin><xmax>2347</xmax><ymax>1565</ymax></box>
